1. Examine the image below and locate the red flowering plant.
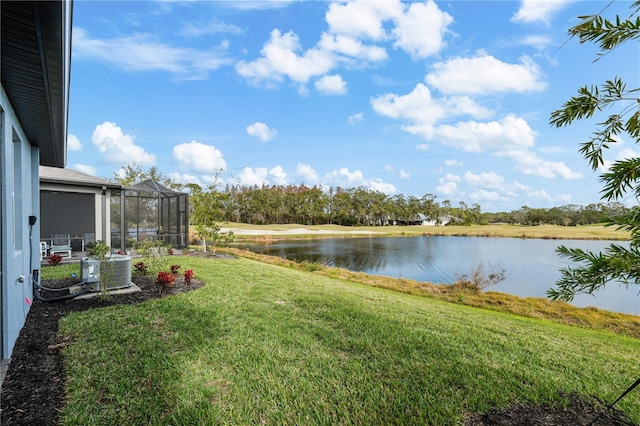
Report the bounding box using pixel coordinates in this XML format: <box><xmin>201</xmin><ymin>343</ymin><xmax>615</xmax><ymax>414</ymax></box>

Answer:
<box><xmin>184</xmin><ymin>269</ymin><xmax>194</xmax><ymax>286</ymax></box>
<box><xmin>48</xmin><ymin>254</ymin><xmax>63</xmax><ymax>266</ymax></box>
<box><xmin>170</xmin><ymin>264</ymin><xmax>181</xmax><ymax>276</ymax></box>
<box><xmin>156</xmin><ymin>271</ymin><xmax>175</xmax><ymax>295</ymax></box>
<box><xmin>134</xmin><ymin>261</ymin><xmax>148</xmax><ymax>275</ymax></box>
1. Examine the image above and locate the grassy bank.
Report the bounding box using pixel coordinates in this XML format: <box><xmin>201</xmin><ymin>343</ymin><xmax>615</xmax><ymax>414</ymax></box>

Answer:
<box><xmin>58</xmin><ymin>256</ymin><xmax>640</xmax><ymax>424</ymax></box>
<box><xmin>221</xmin><ymin>222</ymin><xmax>630</xmax><ymax>241</ymax></box>
<box><xmin>223</xmin><ymin>248</ymin><xmax>640</xmax><ymax>339</ymax></box>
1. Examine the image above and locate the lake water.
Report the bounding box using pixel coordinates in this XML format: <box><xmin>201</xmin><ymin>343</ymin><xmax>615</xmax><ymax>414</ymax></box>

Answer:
<box><xmin>237</xmin><ymin>236</ymin><xmax>640</xmax><ymax>316</ymax></box>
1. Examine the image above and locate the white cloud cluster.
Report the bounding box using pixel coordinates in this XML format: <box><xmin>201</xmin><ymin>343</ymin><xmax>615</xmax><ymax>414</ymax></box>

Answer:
<box><xmin>91</xmin><ymin>121</ymin><xmax>156</xmax><ymax>166</ymax></box>
<box><xmin>425</xmin><ymin>54</ymin><xmax>547</xmax><ymax>95</ymax></box>
<box><xmin>246</xmin><ymin>122</ymin><xmax>278</xmax><ymax>142</ymax></box>
<box><xmin>436</xmin><ymin>169</ymin><xmax>573</xmax><ymax>208</ymax></box>
<box><xmin>236</xmin><ymin>0</ymin><xmax>453</xmax><ymax>94</ymax></box>
<box><xmin>295</xmin><ymin>163</ymin><xmax>319</xmax><ymax>184</ymax></box>
<box><xmin>231</xmin><ymin>163</ymin><xmax>396</xmax><ymax>194</ymax></box>
<box><xmin>323</xmin><ymin>167</ymin><xmax>396</xmax><ymax>194</ymax></box>
<box><xmin>236</xmin><ymin>166</ymin><xmax>287</xmax><ymax>187</ymax></box>
<box><xmin>371</xmin><ymin>48</ymin><xmax>579</xmax><ymax>181</ymax></box>
<box><xmin>511</xmin><ymin>0</ymin><xmax>574</xmax><ymax>25</ymax></box>
<box><xmin>315</xmin><ymin>74</ymin><xmax>347</xmax><ymax>95</ymax></box>
<box><xmin>172</xmin><ymin>140</ymin><xmax>227</xmax><ymax>174</ymax></box>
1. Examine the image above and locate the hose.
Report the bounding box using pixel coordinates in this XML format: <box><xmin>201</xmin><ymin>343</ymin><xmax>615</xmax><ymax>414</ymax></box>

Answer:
<box><xmin>30</xmin><ymin>221</ymin><xmax>91</xmax><ymax>302</ymax></box>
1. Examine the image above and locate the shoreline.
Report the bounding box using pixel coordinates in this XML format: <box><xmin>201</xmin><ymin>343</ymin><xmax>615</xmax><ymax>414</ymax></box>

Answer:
<box><xmin>218</xmin><ymin>223</ymin><xmax>629</xmax><ymax>241</ymax></box>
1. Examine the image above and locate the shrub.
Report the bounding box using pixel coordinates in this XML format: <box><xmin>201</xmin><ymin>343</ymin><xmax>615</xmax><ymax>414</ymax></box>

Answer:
<box><xmin>452</xmin><ymin>262</ymin><xmax>507</xmax><ymax>292</ymax></box>
<box><xmin>48</xmin><ymin>254</ymin><xmax>63</xmax><ymax>266</ymax></box>
<box><xmin>87</xmin><ymin>240</ymin><xmax>110</xmax><ymax>259</ymax></box>
<box><xmin>184</xmin><ymin>269</ymin><xmax>194</xmax><ymax>286</ymax></box>
<box><xmin>170</xmin><ymin>264</ymin><xmax>181</xmax><ymax>276</ymax></box>
<box><xmin>134</xmin><ymin>261</ymin><xmax>148</xmax><ymax>275</ymax></box>
<box><xmin>156</xmin><ymin>271</ymin><xmax>175</xmax><ymax>295</ymax></box>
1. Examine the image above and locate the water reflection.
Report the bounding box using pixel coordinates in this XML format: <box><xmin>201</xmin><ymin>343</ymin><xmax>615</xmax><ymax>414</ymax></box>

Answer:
<box><xmin>237</xmin><ymin>236</ymin><xmax>639</xmax><ymax>316</ymax></box>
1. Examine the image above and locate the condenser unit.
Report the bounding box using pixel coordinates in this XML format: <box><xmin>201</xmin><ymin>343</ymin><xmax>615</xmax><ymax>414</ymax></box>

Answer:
<box><xmin>81</xmin><ymin>255</ymin><xmax>132</xmax><ymax>292</ymax></box>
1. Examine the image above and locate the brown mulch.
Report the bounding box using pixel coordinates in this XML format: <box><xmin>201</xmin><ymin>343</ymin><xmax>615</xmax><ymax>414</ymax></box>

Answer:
<box><xmin>1</xmin><ymin>260</ymin><xmax>637</xmax><ymax>425</ymax></box>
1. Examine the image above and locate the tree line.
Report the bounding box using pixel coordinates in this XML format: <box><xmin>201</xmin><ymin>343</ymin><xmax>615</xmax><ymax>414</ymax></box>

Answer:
<box><xmin>114</xmin><ymin>164</ymin><xmax>634</xmax><ymax>229</ymax></box>
<box><xmin>186</xmin><ymin>182</ymin><xmax>632</xmax><ymax>228</ymax></box>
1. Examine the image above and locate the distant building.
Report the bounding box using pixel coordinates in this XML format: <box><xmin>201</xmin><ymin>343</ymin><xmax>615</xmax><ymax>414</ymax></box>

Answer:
<box><xmin>39</xmin><ymin>166</ymin><xmax>122</xmax><ymax>251</ymax></box>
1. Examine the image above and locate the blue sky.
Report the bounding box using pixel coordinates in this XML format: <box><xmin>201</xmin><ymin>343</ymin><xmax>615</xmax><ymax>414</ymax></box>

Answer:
<box><xmin>66</xmin><ymin>0</ymin><xmax>638</xmax><ymax>212</ymax></box>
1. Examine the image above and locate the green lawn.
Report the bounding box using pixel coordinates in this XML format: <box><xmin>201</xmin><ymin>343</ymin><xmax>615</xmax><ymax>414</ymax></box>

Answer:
<box><xmin>59</xmin><ymin>256</ymin><xmax>640</xmax><ymax>425</ymax></box>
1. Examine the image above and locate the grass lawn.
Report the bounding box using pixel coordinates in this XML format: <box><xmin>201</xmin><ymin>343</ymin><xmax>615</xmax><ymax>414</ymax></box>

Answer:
<box><xmin>58</xmin><ymin>256</ymin><xmax>640</xmax><ymax>425</ymax></box>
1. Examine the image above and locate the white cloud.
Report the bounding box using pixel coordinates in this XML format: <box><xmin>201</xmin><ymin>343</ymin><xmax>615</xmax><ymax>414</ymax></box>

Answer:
<box><xmin>399</xmin><ymin>169</ymin><xmax>410</xmax><ymax>179</ymax></box>
<box><xmin>246</xmin><ymin>122</ymin><xmax>278</xmax><ymax>142</ymax></box>
<box><xmin>425</xmin><ymin>54</ymin><xmax>547</xmax><ymax>95</ymax></box>
<box><xmin>236</xmin><ymin>0</ymin><xmax>454</xmax><ymax>91</ymax></box>
<box><xmin>525</xmin><ymin>189</ymin><xmax>553</xmax><ymax>202</ymax></box>
<box><xmin>371</xmin><ymin>83</ymin><xmax>492</xmax><ymax>129</ymax></box>
<box><xmin>236</xmin><ymin>166</ymin><xmax>288</xmax><ymax>187</ymax></box>
<box><xmin>315</xmin><ymin>74</ymin><xmax>348</xmax><ymax>95</ymax></box>
<box><xmin>427</xmin><ymin>115</ymin><xmax>581</xmax><ymax>179</ymax></box>
<box><xmin>469</xmin><ymin>189</ymin><xmax>507</xmax><ymax>203</ymax></box>
<box><xmin>445</xmin><ymin>159</ymin><xmax>462</xmax><ymax>167</ymax></box>
<box><xmin>318</xmin><ymin>33</ymin><xmax>388</xmax><ymax>62</ymax></box>
<box><xmin>391</xmin><ymin>0</ymin><xmax>453</xmax><ymax>60</ymax></box>
<box><xmin>73</xmin><ymin>28</ymin><xmax>232</xmax><ymax>80</ymax></box>
<box><xmin>512</xmin><ymin>0</ymin><xmax>574</xmax><ymax>25</ymax></box>
<box><xmin>323</xmin><ymin>167</ymin><xmax>396</xmax><ymax>194</ymax></box>
<box><xmin>269</xmin><ymin>165</ymin><xmax>288</xmax><ymax>185</ymax></box>
<box><xmin>463</xmin><ymin>171</ymin><xmax>504</xmax><ymax>188</ymax></box>
<box><xmin>368</xmin><ymin>178</ymin><xmax>397</xmax><ymax>194</ymax></box>
<box><xmin>167</xmin><ymin>172</ymin><xmax>205</xmax><ymax>188</ymax></box>
<box><xmin>325</xmin><ymin>0</ymin><xmax>403</xmax><ymax>40</ymax></box>
<box><xmin>432</xmin><ymin>114</ymin><xmax>537</xmax><ymax>153</ymax></box>
<box><xmin>444</xmin><ymin>173</ymin><xmax>462</xmax><ymax>182</ymax></box>
<box><xmin>416</xmin><ymin>144</ymin><xmax>430</xmax><ymax>151</ymax></box>
<box><xmin>91</xmin><ymin>121</ymin><xmax>156</xmax><ymax>166</ymax></box>
<box><xmin>502</xmin><ymin>149</ymin><xmax>582</xmax><ymax>179</ymax></box>
<box><xmin>71</xmin><ymin>164</ymin><xmax>96</xmax><ymax>176</ymax></box>
<box><xmin>436</xmin><ymin>176</ymin><xmax>458</xmax><ymax>196</ymax></box>
<box><xmin>371</xmin><ymin>83</ymin><xmax>444</xmax><ymax>124</ymax></box>
<box><xmin>348</xmin><ymin>112</ymin><xmax>365</xmax><ymax>125</ymax></box>
<box><xmin>519</xmin><ymin>35</ymin><xmax>553</xmax><ymax>50</ymax></box>
<box><xmin>67</xmin><ymin>134</ymin><xmax>82</xmax><ymax>151</ymax></box>
<box><xmin>236</xmin><ymin>29</ymin><xmax>335</xmax><ymax>87</ymax></box>
<box><xmin>172</xmin><ymin>140</ymin><xmax>227</xmax><ymax>173</ymax></box>
<box><xmin>295</xmin><ymin>163</ymin><xmax>319</xmax><ymax>184</ymax></box>
<box><xmin>180</xmin><ymin>19</ymin><xmax>243</xmax><ymax>37</ymax></box>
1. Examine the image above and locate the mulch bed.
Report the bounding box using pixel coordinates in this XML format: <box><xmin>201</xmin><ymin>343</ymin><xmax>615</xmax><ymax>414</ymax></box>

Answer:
<box><xmin>1</xmin><ymin>257</ymin><xmax>637</xmax><ymax>425</ymax></box>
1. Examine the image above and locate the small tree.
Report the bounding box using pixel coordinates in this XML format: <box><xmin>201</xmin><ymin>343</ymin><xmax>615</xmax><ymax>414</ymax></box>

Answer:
<box><xmin>189</xmin><ymin>182</ymin><xmax>233</xmax><ymax>253</ymax></box>
<box><xmin>87</xmin><ymin>240</ymin><xmax>112</xmax><ymax>299</ymax></box>
<box><xmin>548</xmin><ymin>2</ymin><xmax>640</xmax><ymax>301</ymax></box>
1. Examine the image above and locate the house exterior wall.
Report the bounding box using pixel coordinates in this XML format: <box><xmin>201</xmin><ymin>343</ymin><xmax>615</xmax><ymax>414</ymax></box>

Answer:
<box><xmin>0</xmin><ymin>85</ymin><xmax>39</xmax><ymax>360</ymax></box>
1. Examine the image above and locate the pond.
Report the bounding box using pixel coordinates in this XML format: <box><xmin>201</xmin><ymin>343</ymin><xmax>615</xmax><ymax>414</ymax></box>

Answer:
<box><xmin>236</xmin><ymin>236</ymin><xmax>640</xmax><ymax>316</ymax></box>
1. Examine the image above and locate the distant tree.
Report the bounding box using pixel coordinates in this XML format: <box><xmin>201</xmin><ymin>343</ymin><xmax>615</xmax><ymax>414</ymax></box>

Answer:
<box><xmin>115</xmin><ymin>162</ymin><xmax>182</xmax><ymax>190</ymax></box>
<box><xmin>548</xmin><ymin>1</ymin><xmax>640</xmax><ymax>301</ymax></box>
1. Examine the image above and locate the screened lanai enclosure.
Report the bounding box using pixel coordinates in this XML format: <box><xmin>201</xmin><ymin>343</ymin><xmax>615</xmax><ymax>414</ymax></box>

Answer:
<box><xmin>110</xmin><ymin>180</ymin><xmax>189</xmax><ymax>251</ymax></box>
